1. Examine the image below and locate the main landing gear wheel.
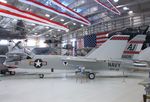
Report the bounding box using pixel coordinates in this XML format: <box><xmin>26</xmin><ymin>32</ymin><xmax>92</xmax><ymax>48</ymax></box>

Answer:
<box><xmin>0</xmin><ymin>71</ymin><xmax>6</xmax><ymax>75</ymax></box>
<box><xmin>88</xmin><ymin>73</ymin><xmax>95</xmax><ymax>80</ymax></box>
<box><xmin>39</xmin><ymin>74</ymin><xmax>44</xmax><ymax>78</ymax></box>
<box><xmin>9</xmin><ymin>71</ymin><xmax>16</xmax><ymax>75</ymax></box>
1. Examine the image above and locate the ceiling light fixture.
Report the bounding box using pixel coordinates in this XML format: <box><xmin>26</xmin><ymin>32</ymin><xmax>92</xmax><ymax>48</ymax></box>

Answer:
<box><xmin>45</xmin><ymin>26</ymin><xmax>49</xmax><ymax>29</ymax></box>
<box><xmin>73</xmin><ymin>23</ymin><xmax>76</xmax><ymax>25</ymax></box>
<box><xmin>0</xmin><ymin>0</ymin><xmax>7</xmax><ymax>3</ymax></box>
<box><xmin>26</xmin><ymin>8</ymin><xmax>29</xmax><ymax>11</ymax></box>
<box><xmin>81</xmin><ymin>24</ymin><xmax>84</xmax><ymax>27</ymax></box>
<box><xmin>128</xmin><ymin>10</ymin><xmax>133</xmax><ymax>14</ymax></box>
<box><xmin>60</xmin><ymin>19</ymin><xmax>64</xmax><ymax>22</ymax></box>
<box><xmin>31</xmin><ymin>23</ymin><xmax>36</xmax><ymax>26</ymax></box>
<box><xmin>123</xmin><ymin>7</ymin><xmax>129</xmax><ymax>10</ymax></box>
<box><xmin>45</xmin><ymin>14</ymin><xmax>50</xmax><ymax>17</ymax></box>
<box><xmin>45</xmin><ymin>34</ymin><xmax>49</xmax><ymax>37</ymax></box>
<box><xmin>113</xmin><ymin>0</ymin><xmax>119</xmax><ymax>3</ymax></box>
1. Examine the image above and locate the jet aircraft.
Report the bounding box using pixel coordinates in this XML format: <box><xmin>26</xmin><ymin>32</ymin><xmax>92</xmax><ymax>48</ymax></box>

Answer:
<box><xmin>6</xmin><ymin>35</ymin><xmax>129</xmax><ymax>78</ymax></box>
<box><xmin>5</xmin><ymin>35</ymin><xmax>148</xmax><ymax>79</ymax></box>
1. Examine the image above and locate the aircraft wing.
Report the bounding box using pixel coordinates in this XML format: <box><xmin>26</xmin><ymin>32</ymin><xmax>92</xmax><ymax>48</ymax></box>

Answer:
<box><xmin>62</xmin><ymin>57</ymin><xmax>100</xmax><ymax>70</ymax></box>
<box><xmin>63</xmin><ymin>57</ymin><xmax>97</xmax><ymax>62</ymax></box>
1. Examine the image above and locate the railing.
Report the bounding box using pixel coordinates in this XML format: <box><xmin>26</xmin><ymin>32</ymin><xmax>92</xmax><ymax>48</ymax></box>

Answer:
<box><xmin>63</xmin><ymin>12</ymin><xmax>150</xmax><ymax>40</ymax></box>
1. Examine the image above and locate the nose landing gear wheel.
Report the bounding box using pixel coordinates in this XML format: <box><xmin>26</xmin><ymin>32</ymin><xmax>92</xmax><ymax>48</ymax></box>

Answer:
<box><xmin>88</xmin><ymin>73</ymin><xmax>95</xmax><ymax>80</ymax></box>
<box><xmin>39</xmin><ymin>74</ymin><xmax>44</xmax><ymax>78</ymax></box>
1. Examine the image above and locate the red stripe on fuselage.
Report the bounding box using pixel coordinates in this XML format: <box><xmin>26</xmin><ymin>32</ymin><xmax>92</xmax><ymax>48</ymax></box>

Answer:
<box><xmin>111</xmin><ymin>37</ymin><xmax>129</xmax><ymax>40</ymax></box>
<box><xmin>123</xmin><ymin>51</ymin><xmax>140</xmax><ymax>54</ymax></box>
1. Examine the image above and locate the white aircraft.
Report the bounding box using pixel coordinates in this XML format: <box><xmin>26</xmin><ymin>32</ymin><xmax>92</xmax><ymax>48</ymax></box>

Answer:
<box><xmin>0</xmin><ymin>45</ymin><xmax>17</xmax><ymax>75</ymax></box>
<box><xmin>63</xmin><ymin>34</ymin><xmax>147</xmax><ymax>79</ymax></box>
<box><xmin>6</xmin><ymin>34</ymin><xmax>147</xmax><ymax>79</ymax></box>
<box><xmin>0</xmin><ymin>41</ymin><xmax>32</xmax><ymax>75</ymax></box>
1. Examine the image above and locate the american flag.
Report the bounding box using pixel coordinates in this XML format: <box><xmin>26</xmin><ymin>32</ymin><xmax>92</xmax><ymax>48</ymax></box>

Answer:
<box><xmin>84</xmin><ymin>32</ymin><xmax>109</xmax><ymax>47</ymax></box>
<box><xmin>96</xmin><ymin>32</ymin><xmax>109</xmax><ymax>46</ymax></box>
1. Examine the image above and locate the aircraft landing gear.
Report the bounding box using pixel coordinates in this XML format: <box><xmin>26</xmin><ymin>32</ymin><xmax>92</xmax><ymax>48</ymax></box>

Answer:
<box><xmin>0</xmin><ymin>70</ymin><xmax>6</xmax><ymax>75</ymax></box>
<box><xmin>75</xmin><ymin>70</ymin><xmax>96</xmax><ymax>80</ymax></box>
<box><xmin>9</xmin><ymin>71</ymin><xmax>16</xmax><ymax>75</ymax></box>
<box><xmin>88</xmin><ymin>73</ymin><xmax>95</xmax><ymax>80</ymax></box>
<box><xmin>39</xmin><ymin>74</ymin><xmax>44</xmax><ymax>78</ymax></box>
<box><xmin>0</xmin><ymin>70</ymin><xmax>16</xmax><ymax>76</ymax></box>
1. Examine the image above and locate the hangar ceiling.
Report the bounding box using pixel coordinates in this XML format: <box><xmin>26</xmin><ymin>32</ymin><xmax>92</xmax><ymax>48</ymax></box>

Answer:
<box><xmin>0</xmin><ymin>0</ymin><xmax>150</xmax><ymax>39</ymax></box>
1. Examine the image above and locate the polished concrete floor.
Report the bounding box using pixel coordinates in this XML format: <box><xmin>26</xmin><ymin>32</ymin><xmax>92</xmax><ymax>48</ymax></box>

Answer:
<box><xmin>0</xmin><ymin>70</ymin><xmax>148</xmax><ymax>102</ymax></box>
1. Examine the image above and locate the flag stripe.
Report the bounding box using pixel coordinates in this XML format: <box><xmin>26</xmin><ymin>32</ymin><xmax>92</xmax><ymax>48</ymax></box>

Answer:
<box><xmin>96</xmin><ymin>32</ymin><xmax>108</xmax><ymax>46</ymax></box>
<box><xmin>96</xmin><ymin>37</ymin><xmax>108</xmax><ymax>40</ymax></box>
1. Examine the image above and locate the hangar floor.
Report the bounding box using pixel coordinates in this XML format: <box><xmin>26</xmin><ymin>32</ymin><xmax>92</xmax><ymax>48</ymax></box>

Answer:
<box><xmin>0</xmin><ymin>70</ymin><xmax>149</xmax><ymax>102</ymax></box>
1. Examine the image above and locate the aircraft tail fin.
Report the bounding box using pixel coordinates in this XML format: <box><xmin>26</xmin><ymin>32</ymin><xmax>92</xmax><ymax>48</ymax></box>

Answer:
<box><xmin>122</xmin><ymin>35</ymin><xmax>146</xmax><ymax>59</ymax></box>
<box><xmin>8</xmin><ymin>41</ymin><xmax>34</xmax><ymax>59</ymax></box>
<box><xmin>86</xmin><ymin>35</ymin><xmax>129</xmax><ymax>60</ymax></box>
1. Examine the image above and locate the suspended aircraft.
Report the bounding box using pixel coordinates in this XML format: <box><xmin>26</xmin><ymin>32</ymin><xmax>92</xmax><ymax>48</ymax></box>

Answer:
<box><xmin>0</xmin><ymin>40</ymin><xmax>34</xmax><ymax>75</ymax></box>
<box><xmin>0</xmin><ymin>26</ymin><xmax>26</xmax><ymax>39</ymax></box>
